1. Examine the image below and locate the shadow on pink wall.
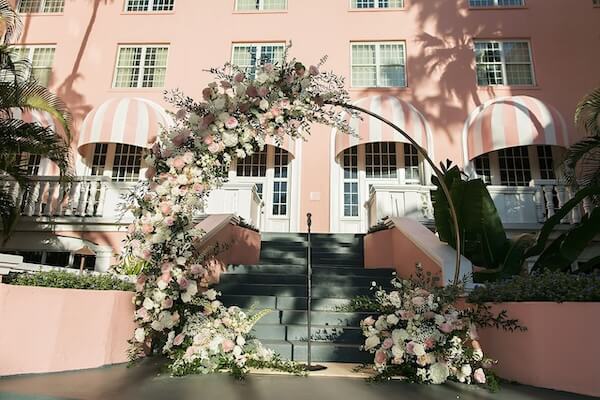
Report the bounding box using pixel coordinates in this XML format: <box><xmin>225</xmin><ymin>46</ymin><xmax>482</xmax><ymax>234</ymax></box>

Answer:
<box><xmin>0</xmin><ymin>284</ymin><xmax>136</xmax><ymax>377</ymax></box>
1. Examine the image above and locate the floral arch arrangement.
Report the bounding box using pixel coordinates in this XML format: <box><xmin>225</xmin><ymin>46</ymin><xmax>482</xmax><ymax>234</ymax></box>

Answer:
<box><xmin>124</xmin><ymin>53</ymin><xmax>463</xmax><ymax>378</ymax></box>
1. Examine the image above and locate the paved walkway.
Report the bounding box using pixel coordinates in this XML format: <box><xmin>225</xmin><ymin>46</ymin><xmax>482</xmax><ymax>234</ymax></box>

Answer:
<box><xmin>0</xmin><ymin>363</ymin><xmax>596</xmax><ymax>400</ymax></box>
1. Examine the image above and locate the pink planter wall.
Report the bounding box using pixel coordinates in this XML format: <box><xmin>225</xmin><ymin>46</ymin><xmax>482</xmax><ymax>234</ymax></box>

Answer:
<box><xmin>477</xmin><ymin>302</ymin><xmax>600</xmax><ymax>397</ymax></box>
<box><xmin>0</xmin><ymin>284</ymin><xmax>136</xmax><ymax>376</ymax></box>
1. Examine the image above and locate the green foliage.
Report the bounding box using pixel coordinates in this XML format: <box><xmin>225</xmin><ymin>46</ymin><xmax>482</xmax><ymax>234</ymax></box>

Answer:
<box><xmin>468</xmin><ymin>271</ymin><xmax>600</xmax><ymax>303</ymax></box>
<box><xmin>112</xmin><ymin>255</ymin><xmax>149</xmax><ymax>276</ymax></box>
<box><xmin>6</xmin><ymin>270</ymin><xmax>134</xmax><ymax>292</ymax></box>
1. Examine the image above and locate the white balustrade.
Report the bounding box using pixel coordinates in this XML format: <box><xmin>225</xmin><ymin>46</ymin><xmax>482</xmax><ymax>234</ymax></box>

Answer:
<box><xmin>204</xmin><ymin>182</ymin><xmax>264</xmax><ymax>229</ymax></box>
<box><xmin>365</xmin><ymin>184</ymin><xmax>435</xmax><ymax>228</ymax></box>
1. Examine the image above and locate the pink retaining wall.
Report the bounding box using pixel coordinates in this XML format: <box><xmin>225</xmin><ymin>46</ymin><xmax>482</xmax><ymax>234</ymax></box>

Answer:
<box><xmin>0</xmin><ymin>284</ymin><xmax>136</xmax><ymax>376</ymax></box>
<box><xmin>477</xmin><ymin>302</ymin><xmax>600</xmax><ymax>397</ymax></box>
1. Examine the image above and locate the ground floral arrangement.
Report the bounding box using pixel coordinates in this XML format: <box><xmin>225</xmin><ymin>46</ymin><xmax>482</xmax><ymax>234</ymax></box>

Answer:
<box><xmin>356</xmin><ymin>268</ymin><xmax>523</xmax><ymax>389</ymax></box>
<box><xmin>123</xmin><ymin>51</ymin><xmax>356</xmax><ymax>376</ymax></box>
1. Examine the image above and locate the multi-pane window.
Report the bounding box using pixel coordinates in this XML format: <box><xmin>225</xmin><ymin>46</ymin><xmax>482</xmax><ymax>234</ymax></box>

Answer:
<box><xmin>113</xmin><ymin>45</ymin><xmax>168</xmax><ymax>88</ymax></box>
<box><xmin>11</xmin><ymin>46</ymin><xmax>56</xmax><ymax>86</ymax></box>
<box><xmin>91</xmin><ymin>143</ymin><xmax>109</xmax><ymax>177</ymax></box>
<box><xmin>18</xmin><ymin>0</ymin><xmax>64</xmax><ymax>13</ymax></box>
<box><xmin>236</xmin><ymin>0</ymin><xmax>287</xmax><ymax>11</ymax></box>
<box><xmin>351</xmin><ymin>42</ymin><xmax>406</xmax><ymax>87</ymax></box>
<box><xmin>272</xmin><ymin>148</ymin><xmax>289</xmax><ymax>216</ymax></box>
<box><xmin>351</xmin><ymin>0</ymin><xmax>403</xmax><ymax>8</ymax></box>
<box><xmin>19</xmin><ymin>153</ymin><xmax>41</xmax><ymax>175</ymax></box>
<box><xmin>498</xmin><ymin>146</ymin><xmax>532</xmax><ymax>186</ymax></box>
<box><xmin>475</xmin><ymin>41</ymin><xmax>534</xmax><ymax>86</ymax></box>
<box><xmin>537</xmin><ymin>145</ymin><xmax>556</xmax><ymax>180</ymax></box>
<box><xmin>112</xmin><ymin>144</ymin><xmax>143</xmax><ymax>182</ymax></box>
<box><xmin>366</xmin><ymin>142</ymin><xmax>397</xmax><ymax>179</ymax></box>
<box><xmin>231</xmin><ymin>43</ymin><xmax>285</xmax><ymax>79</ymax></box>
<box><xmin>404</xmin><ymin>144</ymin><xmax>420</xmax><ymax>184</ymax></box>
<box><xmin>125</xmin><ymin>0</ymin><xmax>175</xmax><ymax>11</ymax></box>
<box><xmin>236</xmin><ymin>150</ymin><xmax>267</xmax><ymax>177</ymax></box>
<box><xmin>474</xmin><ymin>154</ymin><xmax>492</xmax><ymax>184</ymax></box>
<box><xmin>343</xmin><ymin>147</ymin><xmax>359</xmax><ymax>217</ymax></box>
<box><xmin>469</xmin><ymin>0</ymin><xmax>524</xmax><ymax>7</ymax></box>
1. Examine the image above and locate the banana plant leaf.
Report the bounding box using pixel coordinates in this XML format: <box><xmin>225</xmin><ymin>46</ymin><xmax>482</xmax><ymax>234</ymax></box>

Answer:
<box><xmin>532</xmin><ymin>207</ymin><xmax>600</xmax><ymax>272</ymax></box>
<box><xmin>473</xmin><ymin>233</ymin><xmax>535</xmax><ymax>282</ymax></box>
<box><xmin>578</xmin><ymin>254</ymin><xmax>600</xmax><ymax>273</ymax></box>
<box><xmin>432</xmin><ymin>163</ymin><xmax>508</xmax><ymax>269</ymax></box>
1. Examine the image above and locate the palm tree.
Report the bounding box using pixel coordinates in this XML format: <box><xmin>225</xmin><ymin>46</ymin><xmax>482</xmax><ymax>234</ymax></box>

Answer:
<box><xmin>0</xmin><ymin>0</ymin><xmax>72</xmax><ymax>237</ymax></box>
<box><xmin>564</xmin><ymin>87</ymin><xmax>600</xmax><ymax>206</ymax></box>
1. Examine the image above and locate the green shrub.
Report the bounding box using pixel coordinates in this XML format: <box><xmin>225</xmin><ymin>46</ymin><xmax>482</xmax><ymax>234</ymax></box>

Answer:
<box><xmin>6</xmin><ymin>270</ymin><xmax>134</xmax><ymax>292</ymax></box>
<box><xmin>468</xmin><ymin>271</ymin><xmax>600</xmax><ymax>304</ymax></box>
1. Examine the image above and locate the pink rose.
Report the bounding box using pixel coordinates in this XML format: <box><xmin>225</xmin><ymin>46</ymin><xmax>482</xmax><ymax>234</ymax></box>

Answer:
<box><xmin>399</xmin><ymin>310</ymin><xmax>414</xmax><ymax>320</ymax></box>
<box><xmin>161</xmin><ymin>271</ymin><xmax>172</xmax><ymax>283</ymax></box>
<box><xmin>262</xmin><ymin>63</ymin><xmax>274</xmax><ymax>73</ymax></box>
<box><xmin>127</xmin><ymin>224</ymin><xmax>136</xmax><ymax>234</ymax></box>
<box><xmin>221</xmin><ymin>80</ymin><xmax>232</xmax><ymax>89</ymax></box>
<box><xmin>203</xmin><ymin>135</ymin><xmax>214</xmax><ymax>145</ymax></box>
<box><xmin>424</xmin><ymin>337</ymin><xmax>435</xmax><ymax>349</ymax></box>
<box><xmin>161</xmin><ymin>262</ymin><xmax>173</xmax><ymax>273</ymax></box>
<box><xmin>472</xmin><ymin>340</ymin><xmax>481</xmax><ymax>351</ymax></box>
<box><xmin>474</xmin><ymin>368</ymin><xmax>486</xmax><ymax>384</ymax></box>
<box><xmin>412</xmin><ymin>296</ymin><xmax>426</xmax><ymax>307</ymax></box>
<box><xmin>363</xmin><ymin>316</ymin><xmax>375</xmax><ymax>326</ymax></box>
<box><xmin>174</xmin><ymin>333</ymin><xmax>185</xmax><ymax>346</ymax></box>
<box><xmin>152</xmin><ymin>142</ymin><xmax>161</xmax><ymax>157</ymax></box>
<box><xmin>382</xmin><ymin>338</ymin><xmax>394</xmax><ymax>350</ymax></box>
<box><xmin>165</xmin><ymin>217</ymin><xmax>175</xmax><ymax>226</ymax></box>
<box><xmin>159</xmin><ymin>202</ymin><xmax>172</xmax><ymax>215</ymax></box>
<box><xmin>137</xmin><ymin>307</ymin><xmax>149</xmax><ymax>321</ymax></box>
<box><xmin>172</xmin><ymin>157</ymin><xmax>186</xmax><ymax>171</ymax></box>
<box><xmin>234</xmin><ymin>73</ymin><xmax>245</xmax><ymax>83</ymax></box>
<box><xmin>246</xmin><ymin>86</ymin><xmax>258</xmax><ymax>98</ymax></box>
<box><xmin>202</xmin><ymin>87</ymin><xmax>213</xmax><ymax>100</ymax></box>
<box><xmin>193</xmin><ymin>183</ymin><xmax>204</xmax><ymax>193</ymax></box>
<box><xmin>175</xmin><ymin>109</ymin><xmax>187</xmax><ymax>120</ymax></box>
<box><xmin>257</xmin><ymin>87</ymin><xmax>268</xmax><ymax>97</ymax></box>
<box><xmin>190</xmin><ymin>264</ymin><xmax>204</xmax><ymax>275</ymax></box>
<box><xmin>162</xmin><ymin>298</ymin><xmax>173</xmax><ymax>309</ymax></box>
<box><xmin>141</xmin><ymin>249</ymin><xmax>152</xmax><ymax>261</ymax></box>
<box><xmin>309</xmin><ymin>65</ymin><xmax>319</xmax><ymax>76</ymax></box>
<box><xmin>374</xmin><ymin>349</ymin><xmax>387</xmax><ymax>365</ymax></box>
<box><xmin>142</xmin><ymin>224</ymin><xmax>154</xmax><ymax>234</ymax></box>
<box><xmin>201</xmin><ymin>114</ymin><xmax>216</xmax><ymax>129</ymax></box>
<box><xmin>178</xmin><ymin>277</ymin><xmax>189</xmax><ymax>289</ymax></box>
<box><xmin>225</xmin><ymin>116</ymin><xmax>239</xmax><ymax>130</ymax></box>
<box><xmin>440</xmin><ymin>322</ymin><xmax>454</xmax><ymax>334</ymax></box>
<box><xmin>222</xmin><ymin>339</ymin><xmax>235</xmax><ymax>353</ymax></box>
<box><xmin>270</xmin><ymin>107</ymin><xmax>282</xmax><ymax>117</ymax></box>
<box><xmin>208</xmin><ymin>142</ymin><xmax>221</xmax><ymax>154</ymax></box>
<box><xmin>172</xmin><ymin>132</ymin><xmax>190</xmax><ymax>147</ymax></box>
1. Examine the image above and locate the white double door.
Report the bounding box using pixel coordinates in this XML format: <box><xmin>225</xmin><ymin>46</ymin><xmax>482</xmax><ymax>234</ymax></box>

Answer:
<box><xmin>231</xmin><ymin>146</ymin><xmax>292</xmax><ymax>232</ymax></box>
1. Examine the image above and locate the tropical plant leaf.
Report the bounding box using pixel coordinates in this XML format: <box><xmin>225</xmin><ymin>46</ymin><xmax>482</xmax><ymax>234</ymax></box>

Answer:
<box><xmin>0</xmin><ymin>189</ymin><xmax>18</xmax><ymax>239</ymax></box>
<box><xmin>575</xmin><ymin>87</ymin><xmax>600</xmax><ymax>137</ymax></box>
<box><xmin>578</xmin><ymin>254</ymin><xmax>600</xmax><ymax>273</ymax></box>
<box><xmin>0</xmin><ymin>0</ymin><xmax>23</xmax><ymax>45</ymax></box>
<box><xmin>473</xmin><ymin>233</ymin><xmax>535</xmax><ymax>283</ymax></box>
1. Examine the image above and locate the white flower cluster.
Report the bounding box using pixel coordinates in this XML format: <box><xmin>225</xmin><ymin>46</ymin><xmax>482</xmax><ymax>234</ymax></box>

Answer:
<box><xmin>360</xmin><ymin>277</ymin><xmax>491</xmax><ymax>385</ymax></box>
<box><xmin>122</xmin><ymin>55</ymin><xmax>354</xmax><ymax>371</ymax></box>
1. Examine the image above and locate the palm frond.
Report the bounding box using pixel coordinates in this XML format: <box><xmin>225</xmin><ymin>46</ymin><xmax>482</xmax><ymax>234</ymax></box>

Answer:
<box><xmin>0</xmin><ymin>119</ymin><xmax>72</xmax><ymax>178</ymax></box>
<box><xmin>575</xmin><ymin>87</ymin><xmax>600</xmax><ymax>137</ymax></box>
<box><xmin>0</xmin><ymin>0</ymin><xmax>23</xmax><ymax>45</ymax></box>
<box><xmin>0</xmin><ymin>188</ymin><xmax>19</xmax><ymax>240</ymax></box>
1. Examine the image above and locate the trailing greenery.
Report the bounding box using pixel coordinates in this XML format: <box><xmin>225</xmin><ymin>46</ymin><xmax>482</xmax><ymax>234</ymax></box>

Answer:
<box><xmin>6</xmin><ymin>270</ymin><xmax>134</xmax><ymax>292</ymax></box>
<box><xmin>237</xmin><ymin>217</ymin><xmax>259</xmax><ymax>233</ymax></box>
<box><xmin>467</xmin><ymin>271</ymin><xmax>600</xmax><ymax>303</ymax></box>
<box><xmin>367</xmin><ymin>217</ymin><xmax>391</xmax><ymax>234</ymax></box>
<box><xmin>111</xmin><ymin>255</ymin><xmax>150</xmax><ymax>276</ymax></box>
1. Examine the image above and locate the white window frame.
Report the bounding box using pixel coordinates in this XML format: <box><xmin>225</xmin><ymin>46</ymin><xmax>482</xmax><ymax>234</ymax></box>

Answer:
<box><xmin>11</xmin><ymin>45</ymin><xmax>56</xmax><ymax>86</ymax></box>
<box><xmin>235</xmin><ymin>0</ymin><xmax>287</xmax><ymax>11</ymax></box>
<box><xmin>469</xmin><ymin>0</ymin><xmax>525</xmax><ymax>8</ymax></box>
<box><xmin>350</xmin><ymin>0</ymin><xmax>404</xmax><ymax>9</ymax></box>
<box><xmin>17</xmin><ymin>0</ymin><xmax>64</xmax><ymax>13</ymax></box>
<box><xmin>231</xmin><ymin>42</ymin><xmax>286</xmax><ymax>78</ymax></box>
<box><xmin>88</xmin><ymin>143</ymin><xmax>145</xmax><ymax>183</ymax></box>
<box><xmin>123</xmin><ymin>0</ymin><xmax>175</xmax><ymax>12</ymax></box>
<box><xmin>112</xmin><ymin>44</ymin><xmax>169</xmax><ymax>89</ymax></box>
<box><xmin>474</xmin><ymin>40</ymin><xmax>535</xmax><ymax>86</ymax></box>
<box><xmin>350</xmin><ymin>41</ymin><xmax>407</xmax><ymax>88</ymax></box>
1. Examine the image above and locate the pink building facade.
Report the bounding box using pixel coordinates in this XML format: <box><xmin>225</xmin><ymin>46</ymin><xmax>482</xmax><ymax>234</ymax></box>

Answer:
<box><xmin>2</xmin><ymin>0</ymin><xmax>600</xmax><ymax>271</ymax></box>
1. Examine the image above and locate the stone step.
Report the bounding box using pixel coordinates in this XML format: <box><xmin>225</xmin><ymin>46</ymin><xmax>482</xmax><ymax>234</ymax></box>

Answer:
<box><xmin>260</xmin><ymin>340</ymin><xmax>371</xmax><ymax>363</ymax></box>
<box><xmin>220</xmin><ymin>294</ymin><xmax>352</xmax><ymax>311</ymax></box>
<box><xmin>246</xmin><ymin>309</ymin><xmax>372</xmax><ymax>327</ymax></box>
<box><xmin>220</xmin><ymin>272</ymin><xmax>392</xmax><ymax>287</ymax></box>
<box><xmin>252</xmin><ymin>324</ymin><xmax>363</xmax><ymax>343</ymax></box>
<box><xmin>226</xmin><ymin>264</ymin><xmax>394</xmax><ymax>276</ymax></box>
<box><xmin>261</xmin><ymin>233</ymin><xmax>364</xmax><ymax>244</ymax></box>
<box><xmin>216</xmin><ymin>282</ymin><xmax>375</xmax><ymax>298</ymax></box>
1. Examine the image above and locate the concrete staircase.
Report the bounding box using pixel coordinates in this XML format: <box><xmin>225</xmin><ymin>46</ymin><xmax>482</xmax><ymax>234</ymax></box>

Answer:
<box><xmin>216</xmin><ymin>232</ymin><xmax>394</xmax><ymax>363</ymax></box>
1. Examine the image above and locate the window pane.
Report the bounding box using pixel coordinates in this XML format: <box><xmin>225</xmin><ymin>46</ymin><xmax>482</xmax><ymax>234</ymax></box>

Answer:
<box><xmin>366</xmin><ymin>142</ymin><xmax>397</xmax><ymax>179</ymax></box>
<box><xmin>112</xmin><ymin>144</ymin><xmax>142</xmax><ymax>182</ymax></box>
<box><xmin>474</xmin><ymin>154</ymin><xmax>492</xmax><ymax>184</ymax></box>
<box><xmin>237</xmin><ymin>150</ymin><xmax>267</xmax><ymax>177</ymax></box>
<box><xmin>125</xmin><ymin>0</ymin><xmax>149</xmax><ymax>11</ymax></box>
<box><xmin>537</xmin><ymin>145</ymin><xmax>556</xmax><ymax>180</ymax></box>
<box><xmin>19</xmin><ymin>0</ymin><xmax>65</xmax><ymax>13</ymax></box>
<box><xmin>342</xmin><ymin>147</ymin><xmax>359</xmax><ymax>217</ymax></box>
<box><xmin>498</xmin><ymin>146</ymin><xmax>532</xmax><ymax>186</ymax></box>
<box><xmin>475</xmin><ymin>41</ymin><xmax>533</xmax><ymax>86</ymax></box>
<box><xmin>404</xmin><ymin>144</ymin><xmax>420</xmax><ymax>183</ymax></box>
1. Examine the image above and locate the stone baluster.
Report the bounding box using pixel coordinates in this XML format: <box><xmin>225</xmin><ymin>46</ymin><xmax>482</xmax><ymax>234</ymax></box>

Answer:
<box><xmin>85</xmin><ymin>180</ymin><xmax>98</xmax><ymax>216</ymax></box>
<box><xmin>555</xmin><ymin>185</ymin><xmax>569</xmax><ymax>224</ymax></box>
<box><xmin>533</xmin><ymin>185</ymin><xmax>546</xmax><ymax>222</ymax></box>
<box><xmin>35</xmin><ymin>181</ymin><xmax>48</xmax><ymax>216</ymax></box>
<box><xmin>95</xmin><ymin>180</ymin><xmax>107</xmax><ymax>217</ymax></box>
<box><xmin>45</xmin><ymin>181</ymin><xmax>59</xmax><ymax>216</ymax></box>
<box><xmin>56</xmin><ymin>180</ymin><xmax>69</xmax><ymax>216</ymax></box>
<box><xmin>543</xmin><ymin>185</ymin><xmax>555</xmax><ymax>219</ymax></box>
<box><xmin>76</xmin><ymin>181</ymin><xmax>88</xmax><ymax>216</ymax></box>
<box><xmin>583</xmin><ymin>197</ymin><xmax>594</xmax><ymax>216</ymax></box>
<box><xmin>25</xmin><ymin>181</ymin><xmax>40</xmax><ymax>216</ymax></box>
<box><xmin>569</xmin><ymin>187</ymin><xmax>582</xmax><ymax>224</ymax></box>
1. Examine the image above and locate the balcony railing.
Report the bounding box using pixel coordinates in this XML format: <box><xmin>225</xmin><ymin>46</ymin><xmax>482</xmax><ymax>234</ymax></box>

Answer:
<box><xmin>366</xmin><ymin>180</ymin><xmax>592</xmax><ymax>229</ymax></box>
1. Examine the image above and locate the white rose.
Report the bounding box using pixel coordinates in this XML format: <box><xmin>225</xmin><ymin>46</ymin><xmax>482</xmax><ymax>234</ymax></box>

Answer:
<box><xmin>236</xmin><ymin>336</ymin><xmax>246</xmax><ymax>346</ymax></box>
<box><xmin>134</xmin><ymin>328</ymin><xmax>146</xmax><ymax>343</ymax></box>
<box><xmin>391</xmin><ymin>345</ymin><xmax>404</xmax><ymax>360</ymax></box>
<box><xmin>188</xmin><ymin>113</ymin><xmax>200</xmax><ymax>125</ymax></box>
<box><xmin>461</xmin><ymin>364</ymin><xmax>472</xmax><ymax>377</ymax></box>
<box><xmin>213</xmin><ymin>97</ymin><xmax>226</xmax><ymax>111</ymax></box>
<box><xmin>365</xmin><ymin>335</ymin><xmax>381</xmax><ymax>351</ymax></box>
<box><xmin>204</xmin><ymin>289</ymin><xmax>218</xmax><ymax>301</ymax></box>
<box><xmin>374</xmin><ymin>316</ymin><xmax>388</xmax><ymax>331</ymax></box>
<box><xmin>413</xmin><ymin>343</ymin><xmax>426</xmax><ymax>357</ymax></box>
<box><xmin>387</xmin><ymin>314</ymin><xmax>399</xmax><ymax>325</ymax></box>
<box><xmin>143</xmin><ymin>297</ymin><xmax>155</xmax><ymax>310</ymax></box>
<box><xmin>233</xmin><ymin>346</ymin><xmax>243</xmax><ymax>357</ymax></box>
<box><xmin>157</xmin><ymin>280</ymin><xmax>168</xmax><ymax>290</ymax></box>
<box><xmin>256</xmin><ymin>73</ymin><xmax>269</xmax><ymax>84</ymax></box>
<box><xmin>222</xmin><ymin>132</ymin><xmax>239</xmax><ymax>147</ymax></box>
<box><xmin>429</xmin><ymin>362</ymin><xmax>450</xmax><ymax>384</ymax></box>
<box><xmin>259</xmin><ymin>99</ymin><xmax>269</xmax><ymax>111</ymax></box>
<box><xmin>392</xmin><ymin>329</ymin><xmax>409</xmax><ymax>344</ymax></box>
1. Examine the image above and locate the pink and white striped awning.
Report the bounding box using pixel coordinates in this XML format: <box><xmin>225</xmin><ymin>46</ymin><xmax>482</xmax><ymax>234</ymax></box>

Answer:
<box><xmin>78</xmin><ymin>97</ymin><xmax>172</xmax><ymax>154</ymax></box>
<box><xmin>264</xmin><ymin>134</ymin><xmax>296</xmax><ymax>158</ymax></box>
<box><xmin>464</xmin><ymin>96</ymin><xmax>569</xmax><ymax>161</ymax></box>
<box><xmin>335</xmin><ymin>96</ymin><xmax>433</xmax><ymax>157</ymax></box>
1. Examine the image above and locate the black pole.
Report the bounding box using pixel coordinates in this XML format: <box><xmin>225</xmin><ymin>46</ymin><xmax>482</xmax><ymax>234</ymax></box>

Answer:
<box><xmin>304</xmin><ymin>213</ymin><xmax>326</xmax><ymax>372</ymax></box>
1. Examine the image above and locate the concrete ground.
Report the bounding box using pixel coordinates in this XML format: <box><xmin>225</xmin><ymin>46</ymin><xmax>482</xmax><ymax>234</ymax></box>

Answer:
<box><xmin>0</xmin><ymin>362</ymin><xmax>597</xmax><ymax>400</ymax></box>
